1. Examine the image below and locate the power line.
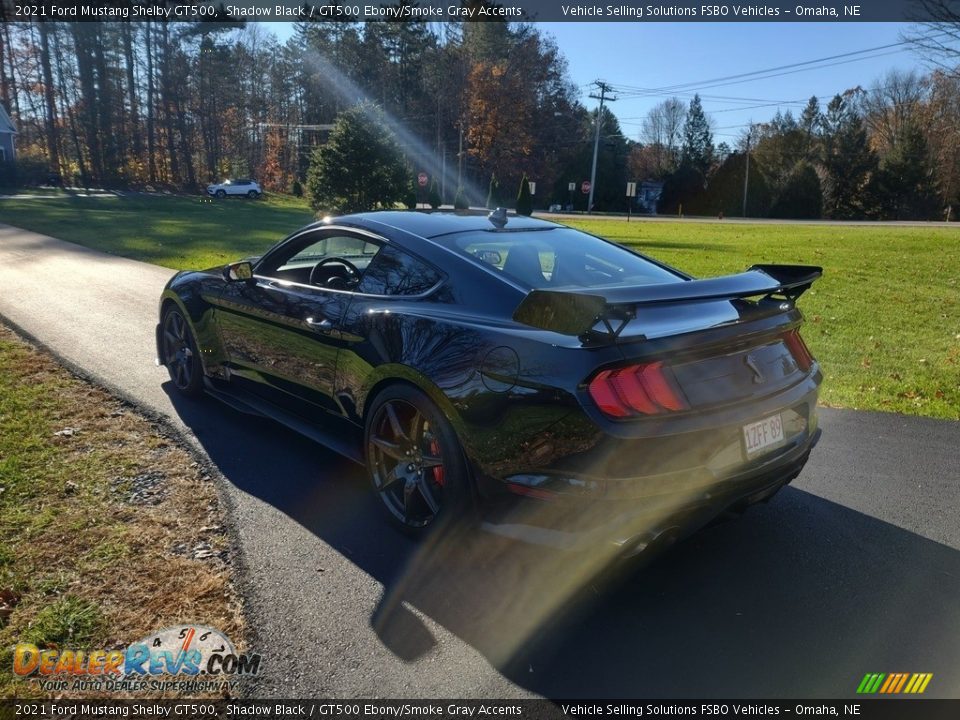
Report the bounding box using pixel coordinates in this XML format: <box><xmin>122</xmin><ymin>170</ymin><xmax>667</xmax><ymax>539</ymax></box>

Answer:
<box><xmin>627</xmin><ymin>39</ymin><xmax>917</xmax><ymax>94</ymax></box>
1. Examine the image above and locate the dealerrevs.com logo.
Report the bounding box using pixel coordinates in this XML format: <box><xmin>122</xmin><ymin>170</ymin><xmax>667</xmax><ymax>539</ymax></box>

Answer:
<box><xmin>13</xmin><ymin>625</ymin><xmax>261</xmax><ymax>693</ymax></box>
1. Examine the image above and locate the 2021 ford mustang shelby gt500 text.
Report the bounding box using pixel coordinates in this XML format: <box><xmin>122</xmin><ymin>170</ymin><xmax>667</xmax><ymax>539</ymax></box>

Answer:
<box><xmin>157</xmin><ymin>210</ymin><xmax>822</xmax><ymax>552</ymax></box>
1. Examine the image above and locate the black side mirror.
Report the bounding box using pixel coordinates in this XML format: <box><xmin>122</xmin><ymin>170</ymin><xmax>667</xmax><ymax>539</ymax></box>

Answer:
<box><xmin>224</xmin><ymin>261</ymin><xmax>254</xmax><ymax>282</ymax></box>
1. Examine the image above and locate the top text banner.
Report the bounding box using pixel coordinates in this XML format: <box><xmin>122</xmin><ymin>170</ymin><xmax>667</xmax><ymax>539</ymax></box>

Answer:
<box><xmin>1</xmin><ymin>0</ymin><xmax>946</xmax><ymax>23</ymax></box>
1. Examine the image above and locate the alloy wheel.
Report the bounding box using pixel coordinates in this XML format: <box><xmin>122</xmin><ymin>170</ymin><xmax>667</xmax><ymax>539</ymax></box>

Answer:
<box><xmin>368</xmin><ymin>399</ymin><xmax>447</xmax><ymax>528</ymax></box>
<box><xmin>162</xmin><ymin>311</ymin><xmax>195</xmax><ymax>390</ymax></box>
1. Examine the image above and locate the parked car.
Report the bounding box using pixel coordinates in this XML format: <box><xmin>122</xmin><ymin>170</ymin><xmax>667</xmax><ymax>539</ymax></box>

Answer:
<box><xmin>206</xmin><ymin>178</ymin><xmax>262</xmax><ymax>199</ymax></box>
<box><xmin>156</xmin><ymin>210</ymin><xmax>822</xmax><ymax>553</ymax></box>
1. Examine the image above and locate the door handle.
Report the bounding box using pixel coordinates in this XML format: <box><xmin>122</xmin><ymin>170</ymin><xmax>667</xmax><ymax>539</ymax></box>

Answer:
<box><xmin>305</xmin><ymin>317</ymin><xmax>333</xmax><ymax>331</ymax></box>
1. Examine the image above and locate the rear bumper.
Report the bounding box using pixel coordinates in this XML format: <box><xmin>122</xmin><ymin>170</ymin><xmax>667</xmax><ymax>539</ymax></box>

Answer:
<box><xmin>479</xmin><ymin>391</ymin><xmax>821</xmax><ymax>552</ymax></box>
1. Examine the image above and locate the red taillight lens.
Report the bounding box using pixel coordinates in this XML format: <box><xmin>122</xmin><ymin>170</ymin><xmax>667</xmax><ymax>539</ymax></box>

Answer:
<box><xmin>783</xmin><ymin>329</ymin><xmax>814</xmax><ymax>372</ymax></box>
<box><xmin>588</xmin><ymin>361</ymin><xmax>689</xmax><ymax>418</ymax></box>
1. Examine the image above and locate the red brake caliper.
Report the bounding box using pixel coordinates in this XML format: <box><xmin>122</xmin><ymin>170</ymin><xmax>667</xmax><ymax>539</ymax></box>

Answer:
<box><xmin>430</xmin><ymin>439</ymin><xmax>445</xmax><ymax>487</ymax></box>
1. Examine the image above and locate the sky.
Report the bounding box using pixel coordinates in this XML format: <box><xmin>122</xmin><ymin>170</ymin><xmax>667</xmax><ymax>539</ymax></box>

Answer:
<box><xmin>267</xmin><ymin>21</ymin><xmax>937</xmax><ymax>144</ymax></box>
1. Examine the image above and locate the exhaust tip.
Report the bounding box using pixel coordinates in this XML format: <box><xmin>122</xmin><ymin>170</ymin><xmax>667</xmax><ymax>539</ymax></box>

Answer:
<box><xmin>619</xmin><ymin>526</ymin><xmax>681</xmax><ymax>561</ymax></box>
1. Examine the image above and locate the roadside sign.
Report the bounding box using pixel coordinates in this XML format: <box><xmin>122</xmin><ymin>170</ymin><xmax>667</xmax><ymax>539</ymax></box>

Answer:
<box><xmin>581</xmin><ymin>180</ymin><xmax>591</xmax><ymax>194</ymax></box>
<box><xmin>417</xmin><ymin>172</ymin><xmax>428</xmax><ymax>187</ymax></box>
<box><xmin>568</xmin><ymin>182</ymin><xmax>576</xmax><ymax>192</ymax></box>
<box><xmin>626</xmin><ymin>182</ymin><xmax>637</xmax><ymax>197</ymax></box>
<box><xmin>528</xmin><ymin>181</ymin><xmax>536</xmax><ymax>195</ymax></box>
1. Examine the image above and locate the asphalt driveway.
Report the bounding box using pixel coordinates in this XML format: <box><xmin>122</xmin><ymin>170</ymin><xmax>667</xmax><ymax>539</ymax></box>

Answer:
<box><xmin>0</xmin><ymin>223</ymin><xmax>957</xmax><ymax>698</ymax></box>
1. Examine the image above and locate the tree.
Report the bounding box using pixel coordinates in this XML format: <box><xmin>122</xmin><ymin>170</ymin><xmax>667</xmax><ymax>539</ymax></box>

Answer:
<box><xmin>923</xmin><ymin>71</ymin><xmax>960</xmax><ymax>218</ymax></box>
<box><xmin>306</xmin><ymin>103</ymin><xmax>409</xmax><ymax>214</ymax></box>
<box><xmin>682</xmin><ymin>94</ymin><xmax>714</xmax><ymax>178</ymax></box>
<box><xmin>454</xmin><ymin>186</ymin><xmax>468</xmax><ymax>209</ymax></box>
<box><xmin>770</xmin><ymin>162</ymin><xmax>823</xmax><ymax>219</ymax></box>
<box><xmin>902</xmin><ymin>4</ymin><xmax>960</xmax><ymax>71</ymax></box>
<box><xmin>641</xmin><ymin>97</ymin><xmax>684</xmax><ymax>176</ymax></box>
<box><xmin>868</xmin><ymin>122</ymin><xmax>939</xmax><ymax>220</ymax></box>
<box><xmin>658</xmin><ymin>162</ymin><xmax>705</xmax><ymax>215</ymax></box>
<box><xmin>821</xmin><ymin>94</ymin><xmax>878</xmax><ymax>219</ymax></box>
<box><xmin>862</xmin><ymin>69</ymin><xmax>926</xmax><ymax>154</ymax></box>
<box><xmin>516</xmin><ymin>174</ymin><xmax>533</xmax><ymax>215</ymax></box>
<box><xmin>798</xmin><ymin>96</ymin><xmax>822</xmax><ymax>163</ymax></box>
<box><xmin>427</xmin><ymin>178</ymin><xmax>441</xmax><ymax>209</ymax></box>
<box><xmin>465</xmin><ymin>59</ymin><xmax>534</xmax><ymax>189</ymax></box>
<box><xmin>37</xmin><ymin>23</ymin><xmax>59</xmax><ymax>175</ymax></box>
<box><xmin>701</xmin><ymin>152</ymin><xmax>773</xmax><ymax>217</ymax></box>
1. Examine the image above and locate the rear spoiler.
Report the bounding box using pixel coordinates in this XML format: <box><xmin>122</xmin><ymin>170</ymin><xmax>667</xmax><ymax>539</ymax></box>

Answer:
<box><xmin>512</xmin><ymin>264</ymin><xmax>822</xmax><ymax>338</ymax></box>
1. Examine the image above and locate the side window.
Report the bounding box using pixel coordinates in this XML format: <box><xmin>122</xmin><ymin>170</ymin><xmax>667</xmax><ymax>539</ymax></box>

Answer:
<box><xmin>357</xmin><ymin>244</ymin><xmax>442</xmax><ymax>297</ymax></box>
<box><xmin>259</xmin><ymin>233</ymin><xmax>382</xmax><ymax>282</ymax></box>
<box><xmin>285</xmin><ymin>235</ymin><xmax>379</xmax><ymax>267</ymax></box>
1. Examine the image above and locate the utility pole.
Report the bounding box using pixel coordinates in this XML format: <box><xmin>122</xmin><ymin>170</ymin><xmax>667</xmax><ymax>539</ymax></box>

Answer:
<box><xmin>742</xmin><ymin>126</ymin><xmax>752</xmax><ymax>218</ymax></box>
<box><xmin>588</xmin><ymin>80</ymin><xmax>617</xmax><ymax>214</ymax></box>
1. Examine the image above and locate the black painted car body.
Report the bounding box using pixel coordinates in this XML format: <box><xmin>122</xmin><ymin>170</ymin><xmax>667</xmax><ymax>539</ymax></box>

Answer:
<box><xmin>157</xmin><ymin>211</ymin><xmax>823</xmax><ymax>551</ymax></box>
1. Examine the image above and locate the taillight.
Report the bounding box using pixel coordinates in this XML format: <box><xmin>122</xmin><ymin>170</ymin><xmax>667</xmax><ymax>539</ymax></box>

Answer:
<box><xmin>783</xmin><ymin>329</ymin><xmax>814</xmax><ymax>372</ymax></box>
<box><xmin>588</xmin><ymin>361</ymin><xmax>689</xmax><ymax>418</ymax></box>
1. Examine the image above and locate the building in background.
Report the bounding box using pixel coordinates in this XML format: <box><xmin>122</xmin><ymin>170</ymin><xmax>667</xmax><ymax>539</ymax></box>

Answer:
<box><xmin>0</xmin><ymin>104</ymin><xmax>16</xmax><ymax>164</ymax></box>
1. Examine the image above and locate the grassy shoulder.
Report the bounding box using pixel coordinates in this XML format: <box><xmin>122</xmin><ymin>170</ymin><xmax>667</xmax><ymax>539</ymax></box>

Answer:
<box><xmin>1</xmin><ymin>193</ymin><xmax>957</xmax><ymax>419</ymax></box>
<box><xmin>0</xmin><ymin>325</ymin><xmax>244</xmax><ymax>698</ymax></box>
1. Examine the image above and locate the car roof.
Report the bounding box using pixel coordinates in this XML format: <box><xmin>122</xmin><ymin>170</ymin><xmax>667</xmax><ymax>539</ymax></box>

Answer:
<box><xmin>330</xmin><ymin>210</ymin><xmax>561</xmax><ymax>239</ymax></box>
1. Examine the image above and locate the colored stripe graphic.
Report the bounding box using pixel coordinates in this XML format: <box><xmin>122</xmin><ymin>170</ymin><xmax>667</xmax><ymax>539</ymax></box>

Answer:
<box><xmin>857</xmin><ymin>673</ymin><xmax>932</xmax><ymax>694</ymax></box>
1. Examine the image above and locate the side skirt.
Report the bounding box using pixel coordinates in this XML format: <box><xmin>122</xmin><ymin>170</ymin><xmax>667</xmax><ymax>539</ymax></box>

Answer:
<box><xmin>202</xmin><ymin>378</ymin><xmax>364</xmax><ymax>464</ymax></box>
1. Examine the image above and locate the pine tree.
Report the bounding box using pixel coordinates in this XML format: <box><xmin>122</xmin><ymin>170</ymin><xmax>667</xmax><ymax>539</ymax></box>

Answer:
<box><xmin>682</xmin><ymin>94</ymin><xmax>714</xmax><ymax>178</ymax></box>
<box><xmin>821</xmin><ymin>94</ymin><xmax>877</xmax><ymax>219</ymax></box>
<box><xmin>869</xmin><ymin>122</ymin><xmax>939</xmax><ymax>220</ymax></box>
<box><xmin>770</xmin><ymin>162</ymin><xmax>823</xmax><ymax>219</ymax></box>
<box><xmin>306</xmin><ymin>102</ymin><xmax>409</xmax><ymax>214</ymax></box>
<box><xmin>454</xmin><ymin>187</ymin><xmax>469</xmax><ymax>210</ymax></box>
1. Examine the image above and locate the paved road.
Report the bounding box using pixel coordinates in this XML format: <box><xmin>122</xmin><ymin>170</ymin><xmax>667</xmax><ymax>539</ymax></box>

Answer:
<box><xmin>1</xmin><ymin>223</ymin><xmax>958</xmax><ymax>699</ymax></box>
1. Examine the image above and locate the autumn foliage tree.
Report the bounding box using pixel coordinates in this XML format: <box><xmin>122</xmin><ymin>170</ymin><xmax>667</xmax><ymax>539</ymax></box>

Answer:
<box><xmin>465</xmin><ymin>61</ymin><xmax>533</xmax><ymax>193</ymax></box>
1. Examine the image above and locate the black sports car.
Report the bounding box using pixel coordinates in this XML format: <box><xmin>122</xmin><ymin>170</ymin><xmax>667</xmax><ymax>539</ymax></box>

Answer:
<box><xmin>157</xmin><ymin>210</ymin><xmax>822</xmax><ymax>553</ymax></box>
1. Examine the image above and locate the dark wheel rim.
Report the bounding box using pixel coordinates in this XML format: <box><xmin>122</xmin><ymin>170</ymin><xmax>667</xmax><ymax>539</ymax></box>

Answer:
<box><xmin>369</xmin><ymin>399</ymin><xmax>446</xmax><ymax>528</ymax></box>
<box><xmin>216</xmin><ymin>190</ymin><xmax>225</xmax><ymax>198</ymax></box>
<box><xmin>247</xmin><ymin>191</ymin><xmax>257</xmax><ymax>198</ymax></box>
<box><xmin>162</xmin><ymin>311</ymin><xmax>195</xmax><ymax>390</ymax></box>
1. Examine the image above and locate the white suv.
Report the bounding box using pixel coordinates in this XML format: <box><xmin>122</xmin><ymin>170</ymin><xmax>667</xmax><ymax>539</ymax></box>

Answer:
<box><xmin>206</xmin><ymin>178</ymin><xmax>262</xmax><ymax>199</ymax></box>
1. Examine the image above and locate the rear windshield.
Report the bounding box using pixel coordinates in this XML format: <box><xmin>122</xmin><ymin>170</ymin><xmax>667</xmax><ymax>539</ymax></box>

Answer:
<box><xmin>437</xmin><ymin>228</ymin><xmax>682</xmax><ymax>290</ymax></box>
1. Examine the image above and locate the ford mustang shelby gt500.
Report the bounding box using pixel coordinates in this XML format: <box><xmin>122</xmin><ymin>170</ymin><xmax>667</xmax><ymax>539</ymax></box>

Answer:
<box><xmin>157</xmin><ymin>210</ymin><xmax>822</xmax><ymax>551</ymax></box>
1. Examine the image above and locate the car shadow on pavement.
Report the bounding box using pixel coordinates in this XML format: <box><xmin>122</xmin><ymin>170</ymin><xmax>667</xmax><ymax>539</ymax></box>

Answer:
<box><xmin>164</xmin><ymin>385</ymin><xmax>960</xmax><ymax>699</ymax></box>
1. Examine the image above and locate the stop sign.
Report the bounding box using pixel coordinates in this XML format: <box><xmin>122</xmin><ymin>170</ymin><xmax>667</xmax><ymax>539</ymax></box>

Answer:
<box><xmin>418</xmin><ymin>172</ymin><xmax>429</xmax><ymax>187</ymax></box>
<box><xmin>581</xmin><ymin>180</ymin><xmax>591</xmax><ymax>194</ymax></box>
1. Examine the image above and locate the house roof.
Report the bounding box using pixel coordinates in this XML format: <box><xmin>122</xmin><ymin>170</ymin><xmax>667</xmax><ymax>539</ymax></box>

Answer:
<box><xmin>0</xmin><ymin>104</ymin><xmax>17</xmax><ymax>134</ymax></box>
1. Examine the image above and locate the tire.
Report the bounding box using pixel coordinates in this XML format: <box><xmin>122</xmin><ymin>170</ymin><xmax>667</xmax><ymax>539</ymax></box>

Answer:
<box><xmin>215</xmin><ymin>189</ymin><xmax>226</xmax><ymax>199</ymax></box>
<box><xmin>160</xmin><ymin>307</ymin><xmax>204</xmax><ymax>397</ymax></box>
<box><xmin>247</xmin><ymin>190</ymin><xmax>260</xmax><ymax>199</ymax></box>
<box><xmin>364</xmin><ymin>384</ymin><xmax>473</xmax><ymax>537</ymax></box>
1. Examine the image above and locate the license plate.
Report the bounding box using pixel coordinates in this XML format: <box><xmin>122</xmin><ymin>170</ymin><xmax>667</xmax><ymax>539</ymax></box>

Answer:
<box><xmin>743</xmin><ymin>413</ymin><xmax>784</xmax><ymax>457</ymax></box>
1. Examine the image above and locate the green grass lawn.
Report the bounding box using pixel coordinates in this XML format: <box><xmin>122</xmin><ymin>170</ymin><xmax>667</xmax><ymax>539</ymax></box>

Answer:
<box><xmin>1</xmin><ymin>193</ymin><xmax>957</xmax><ymax>419</ymax></box>
<box><xmin>0</xmin><ymin>192</ymin><xmax>314</xmax><ymax>269</ymax></box>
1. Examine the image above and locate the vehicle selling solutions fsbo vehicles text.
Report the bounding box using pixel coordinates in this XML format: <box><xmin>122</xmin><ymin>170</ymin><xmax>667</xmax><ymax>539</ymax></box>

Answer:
<box><xmin>560</xmin><ymin>5</ymin><xmax>789</xmax><ymax>17</ymax></box>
